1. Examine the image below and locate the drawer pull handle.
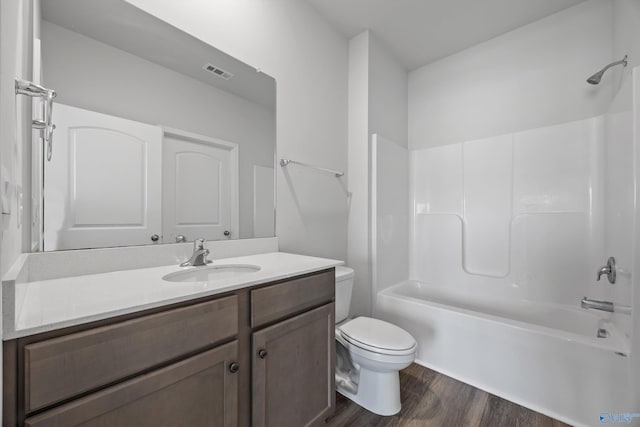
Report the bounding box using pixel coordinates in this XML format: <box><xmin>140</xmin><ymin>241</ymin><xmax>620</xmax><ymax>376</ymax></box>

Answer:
<box><xmin>257</xmin><ymin>349</ymin><xmax>268</xmax><ymax>359</ymax></box>
<box><xmin>229</xmin><ymin>362</ymin><xmax>240</xmax><ymax>373</ymax></box>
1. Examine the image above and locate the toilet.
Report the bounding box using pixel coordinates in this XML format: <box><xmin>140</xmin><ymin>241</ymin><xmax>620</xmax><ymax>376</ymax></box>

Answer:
<box><xmin>334</xmin><ymin>266</ymin><xmax>417</xmax><ymax>416</ymax></box>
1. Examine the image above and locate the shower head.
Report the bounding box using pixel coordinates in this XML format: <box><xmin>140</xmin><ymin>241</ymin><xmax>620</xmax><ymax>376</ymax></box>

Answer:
<box><xmin>587</xmin><ymin>55</ymin><xmax>628</xmax><ymax>85</ymax></box>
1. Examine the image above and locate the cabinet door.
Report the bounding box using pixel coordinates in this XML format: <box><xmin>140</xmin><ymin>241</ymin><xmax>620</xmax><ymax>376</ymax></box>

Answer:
<box><xmin>252</xmin><ymin>303</ymin><xmax>335</xmax><ymax>427</ymax></box>
<box><xmin>25</xmin><ymin>342</ymin><xmax>239</xmax><ymax>427</ymax></box>
<box><xmin>25</xmin><ymin>296</ymin><xmax>238</xmax><ymax>413</ymax></box>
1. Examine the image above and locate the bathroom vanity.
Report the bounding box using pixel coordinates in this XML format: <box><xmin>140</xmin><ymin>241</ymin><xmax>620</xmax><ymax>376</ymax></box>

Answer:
<box><xmin>2</xmin><ymin>252</ymin><xmax>339</xmax><ymax>427</ymax></box>
<box><xmin>2</xmin><ymin>0</ymin><xmax>340</xmax><ymax>424</ymax></box>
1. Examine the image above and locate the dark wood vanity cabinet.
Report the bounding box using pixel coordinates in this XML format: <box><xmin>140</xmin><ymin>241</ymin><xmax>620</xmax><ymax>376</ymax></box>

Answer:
<box><xmin>3</xmin><ymin>268</ymin><xmax>335</xmax><ymax>427</ymax></box>
<box><xmin>23</xmin><ymin>296</ymin><xmax>239</xmax><ymax>413</ymax></box>
<box><xmin>24</xmin><ymin>342</ymin><xmax>239</xmax><ymax>427</ymax></box>
<box><xmin>252</xmin><ymin>304</ymin><xmax>335</xmax><ymax>427</ymax></box>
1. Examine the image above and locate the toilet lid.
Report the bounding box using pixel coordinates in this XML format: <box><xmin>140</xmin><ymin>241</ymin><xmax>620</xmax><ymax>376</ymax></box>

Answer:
<box><xmin>339</xmin><ymin>317</ymin><xmax>416</xmax><ymax>353</ymax></box>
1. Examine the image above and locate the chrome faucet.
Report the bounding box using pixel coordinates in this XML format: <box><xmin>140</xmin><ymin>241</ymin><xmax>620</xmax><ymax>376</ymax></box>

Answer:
<box><xmin>596</xmin><ymin>257</ymin><xmax>616</xmax><ymax>284</ymax></box>
<box><xmin>581</xmin><ymin>297</ymin><xmax>614</xmax><ymax>313</ymax></box>
<box><xmin>180</xmin><ymin>238</ymin><xmax>212</xmax><ymax>267</ymax></box>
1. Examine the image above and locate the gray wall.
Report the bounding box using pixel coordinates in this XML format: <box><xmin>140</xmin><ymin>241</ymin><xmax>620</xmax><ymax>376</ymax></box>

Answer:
<box><xmin>42</xmin><ymin>21</ymin><xmax>276</xmax><ymax>239</ymax></box>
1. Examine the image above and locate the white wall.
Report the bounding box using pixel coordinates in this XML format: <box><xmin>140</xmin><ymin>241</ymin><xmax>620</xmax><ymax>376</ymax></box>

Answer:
<box><xmin>368</xmin><ymin>35</ymin><xmax>409</xmax><ymax>301</ymax></box>
<box><xmin>347</xmin><ymin>31</ymin><xmax>408</xmax><ymax>316</ymax></box>
<box><xmin>369</xmin><ymin>35</ymin><xmax>408</xmax><ymax>148</ymax></box>
<box><xmin>371</xmin><ymin>135</ymin><xmax>408</xmax><ymax>300</ymax></box>
<box><xmin>612</xmin><ymin>0</ymin><xmax>640</xmax><ymax>94</ymax></box>
<box><xmin>41</xmin><ymin>21</ymin><xmax>275</xmax><ymax>240</ymax></box>
<box><xmin>347</xmin><ymin>31</ymin><xmax>370</xmax><ymax>316</ymax></box>
<box><xmin>409</xmin><ymin>0</ymin><xmax>614</xmax><ymax>149</ymax></box>
<box><xmin>125</xmin><ymin>0</ymin><xmax>348</xmax><ymax>261</ymax></box>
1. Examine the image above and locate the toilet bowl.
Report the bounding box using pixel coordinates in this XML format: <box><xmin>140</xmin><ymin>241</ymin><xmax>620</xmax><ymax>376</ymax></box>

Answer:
<box><xmin>334</xmin><ymin>267</ymin><xmax>417</xmax><ymax>416</ymax></box>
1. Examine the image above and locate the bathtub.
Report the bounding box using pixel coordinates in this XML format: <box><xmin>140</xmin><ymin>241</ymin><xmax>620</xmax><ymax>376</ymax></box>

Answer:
<box><xmin>376</xmin><ymin>281</ymin><xmax>635</xmax><ymax>427</ymax></box>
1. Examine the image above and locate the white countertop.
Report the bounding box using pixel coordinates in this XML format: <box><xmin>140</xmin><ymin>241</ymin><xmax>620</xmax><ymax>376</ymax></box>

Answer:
<box><xmin>4</xmin><ymin>252</ymin><xmax>342</xmax><ymax>339</ymax></box>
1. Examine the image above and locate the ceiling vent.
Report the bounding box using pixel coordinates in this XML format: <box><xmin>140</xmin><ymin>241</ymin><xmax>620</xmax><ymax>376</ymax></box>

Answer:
<box><xmin>202</xmin><ymin>63</ymin><xmax>234</xmax><ymax>80</ymax></box>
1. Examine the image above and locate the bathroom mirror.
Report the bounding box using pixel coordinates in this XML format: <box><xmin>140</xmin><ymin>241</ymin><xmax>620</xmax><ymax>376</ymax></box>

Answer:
<box><xmin>36</xmin><ymin>0</ymin><xmax>276</xmax><ymax>251</ymax></box>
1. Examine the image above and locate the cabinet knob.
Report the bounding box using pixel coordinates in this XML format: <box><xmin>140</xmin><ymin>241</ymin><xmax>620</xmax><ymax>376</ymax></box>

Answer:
<box><xmin>257</xmin><ymin>349</ymin><xmax>268</xmax><ymax>359</ymax></box>
<box><xmin>229</xmin><ymin>362</ymin><xmax>239</xmax><ymax>373</ymax></box>
<box><xmin>150</xmin><ymin>234</ymin><xmax>160</xmax><ymax>242</ymax></box>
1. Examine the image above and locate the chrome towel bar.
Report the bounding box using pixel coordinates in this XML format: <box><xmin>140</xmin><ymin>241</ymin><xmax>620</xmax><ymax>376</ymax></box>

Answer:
<box><xmin>280</xmin><ymin>158</ymin><xmax>344</xmax><ymax>177</ymax></box>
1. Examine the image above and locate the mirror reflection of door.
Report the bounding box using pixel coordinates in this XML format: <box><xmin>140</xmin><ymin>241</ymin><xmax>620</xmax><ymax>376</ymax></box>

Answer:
<box><xmin>38</xmin><ymin>0</ymin><xmax>276</xmax><ymax>251</ymax></box>
<box><xmin>44</xmin><ymin>103</ymin><xmax>162</xmax><ymax>251</ymax></box>
<box><xmin>44</xmin><ymin>105</ymin><xmax>240</xmax><ymax>251</ymax></box>
<box><xmin>162</xmin><ymin>129</ymin><xmax>239</xmax><ymax>244</ymax></box>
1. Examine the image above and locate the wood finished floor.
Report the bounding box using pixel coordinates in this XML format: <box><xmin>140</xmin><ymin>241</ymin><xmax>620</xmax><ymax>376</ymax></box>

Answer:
<box><xmin>326</xmin><ymin>364</ymin><xmax>570</xmax><ymax>427</ymax></box>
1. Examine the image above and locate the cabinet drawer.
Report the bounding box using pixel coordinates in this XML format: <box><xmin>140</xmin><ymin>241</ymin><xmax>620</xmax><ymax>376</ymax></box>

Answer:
<box><xmin>24</xmin><ymin>295</ymin><xmax>238</xmax><ymax>413</ymax></box>
<box><xmin>25</xmin><ymin>341</ymin><xmax>239</xmax><ymax>427</ymax></box>
<box><xmin>251</xmin><ymin>269</ymin><xmax>334</xmax><ymax>328</ymax></box>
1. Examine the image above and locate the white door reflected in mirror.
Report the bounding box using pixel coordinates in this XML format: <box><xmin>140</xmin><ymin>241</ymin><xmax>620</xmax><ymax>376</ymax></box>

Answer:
<box><xmin>44</xmin><ymin>103</ymin><xmax>163</xmax><ymax>251</ymax></box>
<box><xmin>162</xmin><ymin>129</ymin><xmax>239</xmax><ymax>245</ymax></box>
<box><xmin>44</xmin><ymin>105</ymin><xmax>241</xmax><ymax>251</ymax></box>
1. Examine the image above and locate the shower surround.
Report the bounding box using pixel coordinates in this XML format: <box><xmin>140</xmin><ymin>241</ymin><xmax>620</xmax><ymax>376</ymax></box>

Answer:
<box><xmin>409</xmin><ymin>116</ymin><xmax>606</xmax><ymax>313</ymax></box>
<box><xmin>372</xmin><ymin>72</ymin><xmax>638</xmax><ymax>426</ymax></box>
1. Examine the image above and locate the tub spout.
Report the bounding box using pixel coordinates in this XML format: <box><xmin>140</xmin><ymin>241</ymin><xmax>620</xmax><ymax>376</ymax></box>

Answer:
<box><xmin>581</xmin><ymin>297</ymin><xmax>614</xmax><ymax>313</ymax></box>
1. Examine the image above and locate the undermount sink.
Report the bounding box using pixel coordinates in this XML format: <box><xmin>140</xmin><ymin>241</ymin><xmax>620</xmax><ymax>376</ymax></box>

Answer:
<box><xmin>162</xmin><ymin>264</ymin><xmax>261</xmax><ymax>283</ymax></box>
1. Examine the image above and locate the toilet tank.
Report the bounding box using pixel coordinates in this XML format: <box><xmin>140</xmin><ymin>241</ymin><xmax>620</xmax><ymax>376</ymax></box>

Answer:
<box><xmin>335</xmin><ymin>266</ymin><xmax>354</xmax><ymax>323</ymax></box>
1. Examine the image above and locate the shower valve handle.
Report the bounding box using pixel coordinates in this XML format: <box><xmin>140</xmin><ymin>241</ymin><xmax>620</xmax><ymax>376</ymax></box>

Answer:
<box><xmin>596</xmin><ymin>257</ymin><xmax>616</xmax><ymax>284</ymax></box>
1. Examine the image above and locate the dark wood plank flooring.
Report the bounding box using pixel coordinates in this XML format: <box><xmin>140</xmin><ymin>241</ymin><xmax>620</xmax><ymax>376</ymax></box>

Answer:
<box><xmin>326</xmin><ymin>363</ymin><xmax>570</xmax><ymax>427</ymax></box>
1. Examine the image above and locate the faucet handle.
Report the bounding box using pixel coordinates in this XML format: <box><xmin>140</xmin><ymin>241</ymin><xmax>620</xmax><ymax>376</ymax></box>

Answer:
<box><xmin>597</xmin><ymin>266</ymin><xmax>609</xmax><ymax>281</ymax></box>
<box><xmin>194</xmin><ymin>238</ymin><xmax>205</xmax><ymax>251</ymax></box>
<box><xmin>596</xmin><ymin>257</ymin><xmax>616</xmax><ymax>284</ymax></box>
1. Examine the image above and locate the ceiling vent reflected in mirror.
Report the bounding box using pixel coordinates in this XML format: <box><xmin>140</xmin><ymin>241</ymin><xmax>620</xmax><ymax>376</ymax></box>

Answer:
<box><xmin>203</xmin><ymin>63</ymin><xmax>235</xmax><ymax>80</ymax></box>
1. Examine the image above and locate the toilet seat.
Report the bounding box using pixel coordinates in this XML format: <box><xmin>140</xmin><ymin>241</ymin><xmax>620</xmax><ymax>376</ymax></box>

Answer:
<box><xmin>338</xmin><ymin>317</ymin><xmax>416</xmax><ymax>356</ymax></box>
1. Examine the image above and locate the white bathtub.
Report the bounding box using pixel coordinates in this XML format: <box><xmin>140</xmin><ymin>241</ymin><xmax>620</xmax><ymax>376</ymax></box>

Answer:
<box><xmin>376</xmin><ymin>281</ymin><xmax>635</xmax><ymax>427</ymax></box>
